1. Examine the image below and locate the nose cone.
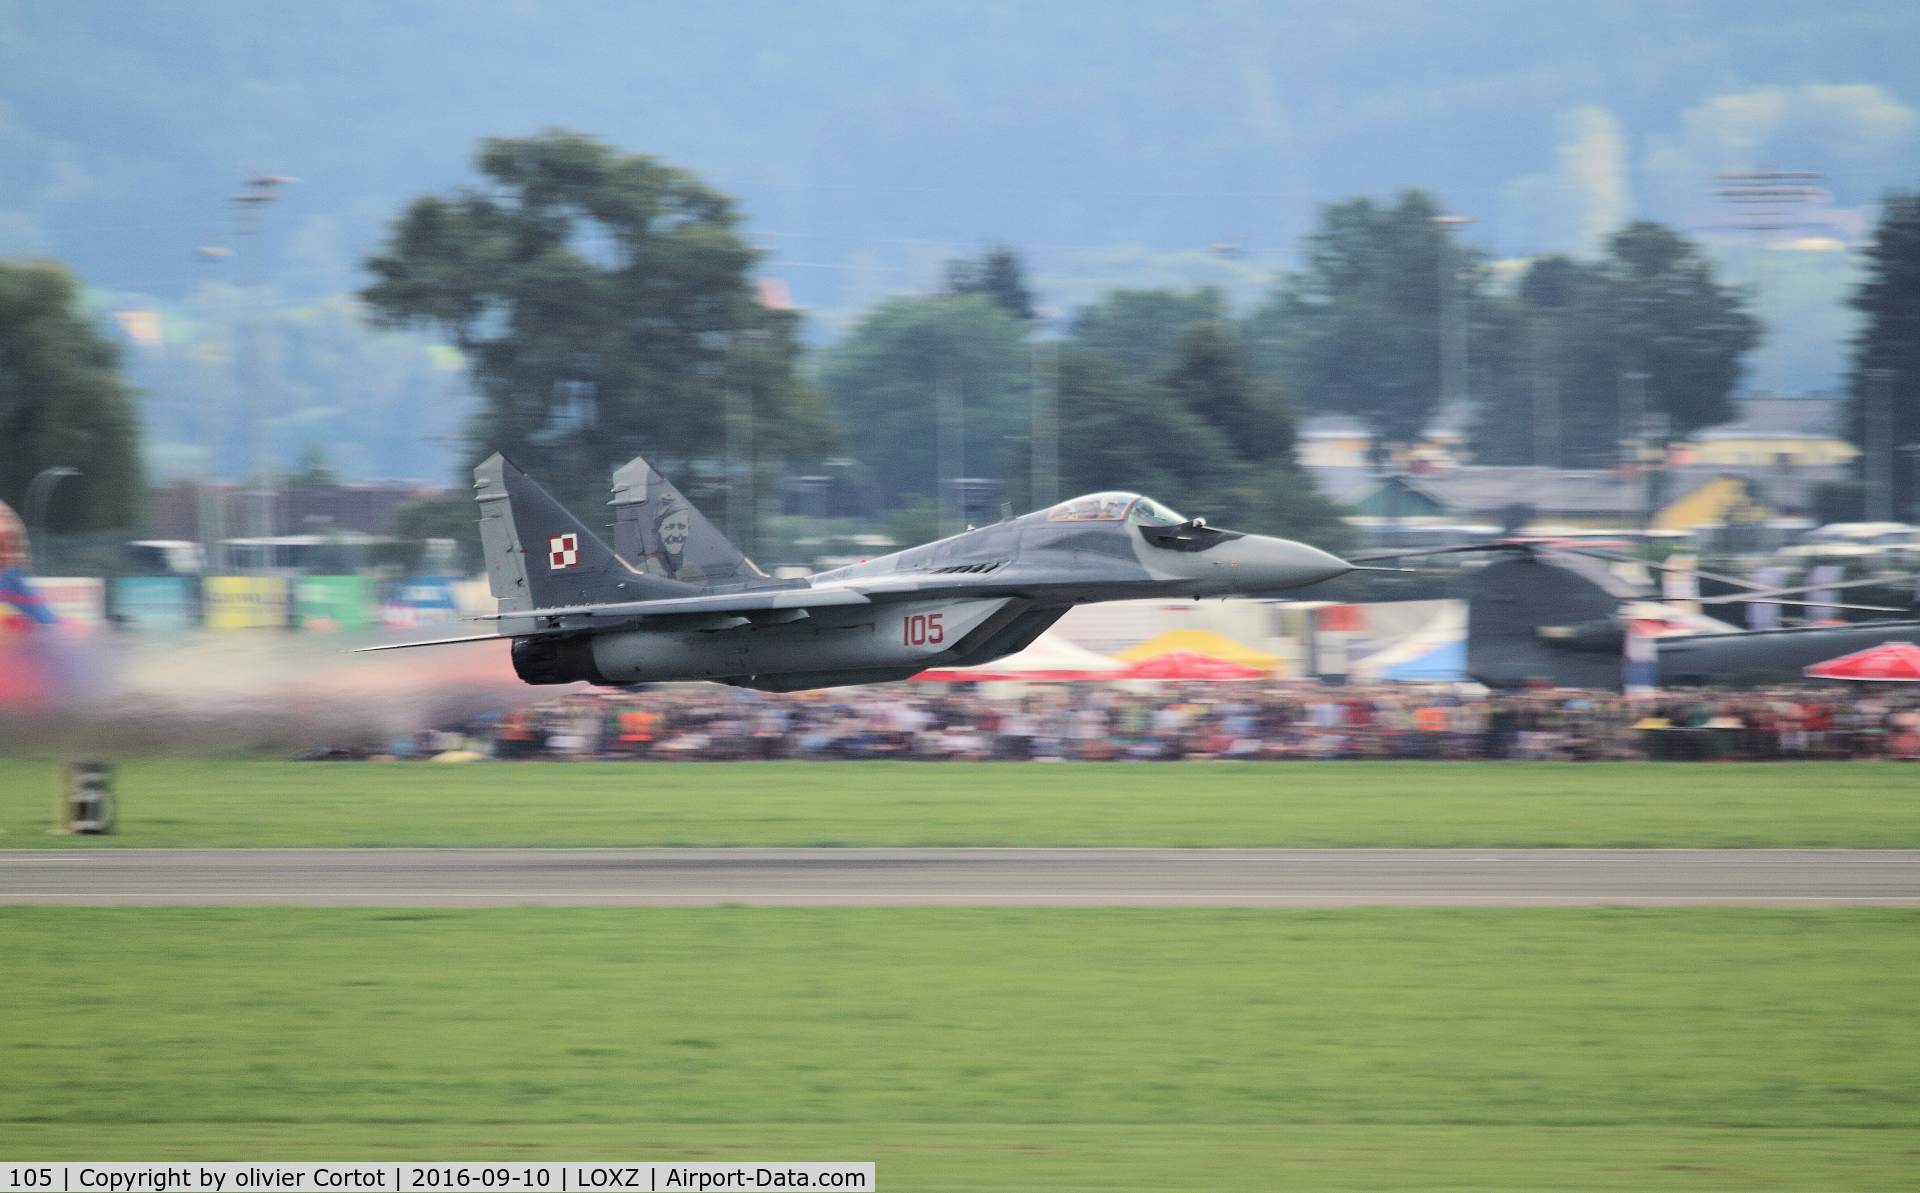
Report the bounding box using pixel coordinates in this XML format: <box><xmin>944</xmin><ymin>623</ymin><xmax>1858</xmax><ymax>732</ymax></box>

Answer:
<box><xmin>1228</xmin><ymin>535</ymin><xmax>1353</xmax><ymax>591</ymax></box>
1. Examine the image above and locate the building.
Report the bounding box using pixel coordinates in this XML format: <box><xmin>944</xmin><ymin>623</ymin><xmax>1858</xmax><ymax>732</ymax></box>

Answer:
<box><xmin>1323</xmin><ymin>462</ymin><xmax>1844</xmax><ymax>533</ymax></box>
<box><xmin>1680</xmin><ymin>396</ymin><xmax>1856</xmax><ymax>468</ymax></box>
<box><xmin>145</xmin><ymin>481</ymin><xmax>450</xmax><ymax>541</ymax></box>
<box><xmin>1301</xmin><ymin>396</ymin><xmax>1854</xmax><ymax>530</ymax></box>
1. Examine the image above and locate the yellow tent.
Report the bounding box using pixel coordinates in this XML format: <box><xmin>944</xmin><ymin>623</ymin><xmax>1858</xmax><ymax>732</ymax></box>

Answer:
<box><xmin>1112</xmin><ymin>629</ymin><xmax>1282</xmax><ymax>667</ymax></box>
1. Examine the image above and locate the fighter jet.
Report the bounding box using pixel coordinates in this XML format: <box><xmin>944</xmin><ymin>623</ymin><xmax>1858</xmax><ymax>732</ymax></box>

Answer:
<box><xmin>358</xmin><ymin>453</ymin><xmax>1352</xmax><ymax>690</ymax></box>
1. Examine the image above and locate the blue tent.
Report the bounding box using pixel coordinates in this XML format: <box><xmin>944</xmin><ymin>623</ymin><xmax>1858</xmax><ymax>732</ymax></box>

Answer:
<box><xmin>1379</xmin><ymin>636</ymin><xmax>1468</xmax><ymax>682</ymax></box>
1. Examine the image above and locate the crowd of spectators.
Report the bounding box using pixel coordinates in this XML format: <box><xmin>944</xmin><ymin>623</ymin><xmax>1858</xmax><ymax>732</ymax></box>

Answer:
<box><xmin>364</xmin><ymin>682</ymin><xmax>1920</xmax><ymax>763</ymax></box>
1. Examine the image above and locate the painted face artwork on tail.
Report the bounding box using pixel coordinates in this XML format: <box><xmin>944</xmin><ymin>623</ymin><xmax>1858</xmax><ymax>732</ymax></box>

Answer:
<box><xmin>360</xmin><ymin>461</ymin><xmax>1354</xmax><ymax>692</ymax></box>
<box><xmin>649</xmin><ymin>505</ymin><xmax>692</xmax><ymax>578</ymax></box>
<box><xmin>611</xmin><ymin>457</ymin><xmax>757</xmax><ymax>587</ymax></box>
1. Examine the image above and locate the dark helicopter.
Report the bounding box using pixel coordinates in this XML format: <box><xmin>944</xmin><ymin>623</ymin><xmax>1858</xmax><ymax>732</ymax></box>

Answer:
<box><xmin>1354</xmin><ymin>539</ymin><xmax>1920</xmax><ymax>690</ymax></box>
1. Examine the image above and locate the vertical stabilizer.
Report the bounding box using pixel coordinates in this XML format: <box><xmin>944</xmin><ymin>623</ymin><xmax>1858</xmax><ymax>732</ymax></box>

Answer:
<box><xmin>611</xmin><ymin>456</ymin><xmax>762</xmax><ymax>586</ymax></box>
<box><xmin>475</xmin><ymin>455</ymin><xmax>693</xmax><ymax>630</ymax></box>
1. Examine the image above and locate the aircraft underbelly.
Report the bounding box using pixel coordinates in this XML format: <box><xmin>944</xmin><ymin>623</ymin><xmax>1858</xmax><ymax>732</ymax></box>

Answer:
<box><xmin>588</xmin><ymin>597</ymin><xmax>1016</xmax><ymax>683</ymax></box>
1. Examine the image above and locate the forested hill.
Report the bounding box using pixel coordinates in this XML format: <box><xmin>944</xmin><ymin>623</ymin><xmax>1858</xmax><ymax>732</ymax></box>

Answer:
<box><xmin>2</xmin><ymin>0</ymin><xmax>1915</xmax><ymax>320</ymax></box>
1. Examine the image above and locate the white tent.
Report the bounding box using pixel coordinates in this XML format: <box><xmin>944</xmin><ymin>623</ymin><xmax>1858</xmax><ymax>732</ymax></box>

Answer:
<box><xmin>1352</xmin><ymin>601</ymin><xmax>1467</xmax><ymax>681</ymax></box>
<box><xmin>914</xmin><ymin>632</ymin><xmax>1130</xmax><ymax>681</ymax></box>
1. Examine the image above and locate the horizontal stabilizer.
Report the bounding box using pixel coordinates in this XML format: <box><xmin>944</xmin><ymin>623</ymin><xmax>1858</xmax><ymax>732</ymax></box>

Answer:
<box><xmin>466</xmin><ymin>586</ymin><xmax>872</xmax><ymax>622</ymax></box>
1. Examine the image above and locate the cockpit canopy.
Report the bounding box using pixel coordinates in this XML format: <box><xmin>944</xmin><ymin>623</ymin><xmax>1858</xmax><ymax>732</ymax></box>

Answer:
<box><xmin>1045</xmin><ymin>492</ymin><xmax>1186</xmax><ymax>526</ymax></box>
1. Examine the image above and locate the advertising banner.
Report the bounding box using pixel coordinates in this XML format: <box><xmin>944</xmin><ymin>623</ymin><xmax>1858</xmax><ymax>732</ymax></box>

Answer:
<box><xmin>296</xmin><ymin>575</ymin><xmax>377</xmax><ymax>629</ymax></box>
<box><xmin>27</xmin><ymin>577</ymin><xmax>106</xmax><ymax>627</ymax></box>
<box><xmin>204</xmin><ymin>576</ymin><xmax>290</xmax><ymax>629</ymax></box>
<box><xmin>384</xmin><ymin>575</ymin><xmax>458</xmax><ymax>626</ymax></box>
<box><xmin>112</xmin><ymin>576</ymin><xmax>197</xmax><ymax>631</ymax></box>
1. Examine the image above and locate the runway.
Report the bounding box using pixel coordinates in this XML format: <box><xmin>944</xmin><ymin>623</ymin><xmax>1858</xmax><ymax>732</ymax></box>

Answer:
<box><xmin>3</xmin><ymin>848</ymin><xmax>1917</xmax><ymax>907</ymax></box>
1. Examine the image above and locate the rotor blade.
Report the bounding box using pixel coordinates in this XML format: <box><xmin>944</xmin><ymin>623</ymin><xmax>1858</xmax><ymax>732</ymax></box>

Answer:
<box><xmin>1694</xmin><ymin>574</ymin><xmax>1920</xmax><ymax>604</ymax></box>
<box><xmin>1661</xmin><ymin>597</ymin><xmax>1907</xmax><ymax>613</ymax></box>
<box><xmin>1551</xmin><ymin>546</ymin><xmax>1771</xmax><ymax>591</ymax></box>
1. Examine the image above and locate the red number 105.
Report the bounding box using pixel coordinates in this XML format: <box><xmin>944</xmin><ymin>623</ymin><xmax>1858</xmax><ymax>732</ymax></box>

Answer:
<box><xmin>903</xmin><ymin>612</ymin><xmax>944</xmax><ymax>646</ymax></box>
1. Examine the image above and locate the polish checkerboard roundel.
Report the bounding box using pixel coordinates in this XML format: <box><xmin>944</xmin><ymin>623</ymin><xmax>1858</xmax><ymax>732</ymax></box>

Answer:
<box><xmin>548</xmin><ymin>533</ymin><xmax>579</xmax><ymax>570</ymax></box>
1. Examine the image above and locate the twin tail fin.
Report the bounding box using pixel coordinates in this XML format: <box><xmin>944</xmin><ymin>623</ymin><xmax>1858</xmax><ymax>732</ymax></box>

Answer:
<box><xmin>474</xmin><ymin>453</ymin><xmax>760</xmax><ymax>627</ymax></box>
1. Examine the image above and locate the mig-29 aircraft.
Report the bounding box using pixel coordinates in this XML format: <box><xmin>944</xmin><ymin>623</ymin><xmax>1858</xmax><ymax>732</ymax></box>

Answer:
<box><xmin>358</xmin><ymin>453</ymin><xmax>1352</xmax><ymax>691</ymax></box>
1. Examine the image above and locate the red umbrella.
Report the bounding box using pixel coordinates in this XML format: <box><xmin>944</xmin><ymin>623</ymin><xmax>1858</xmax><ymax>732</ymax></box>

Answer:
<box><xmin>1120</xmin><ymin>650</ymin><xmax>1268</xmax><ymax>680</ymax></box>
<box><xmin>1803</xmin><ymin>641</ymin><xmax>1920</xmax><ymax>682</ymax></box>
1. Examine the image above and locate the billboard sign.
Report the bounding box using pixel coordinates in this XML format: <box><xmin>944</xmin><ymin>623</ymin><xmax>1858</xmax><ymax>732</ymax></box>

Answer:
<box><xmin>27</xmin><ymin>577</ymin><xmax>106</xmax><ymax>627</ymax></box>
<box><xmin>113</xmin><ymin>577</ymin><xmax>196</xmax><ymax>631</ymax></box>
<box><xmin>296</xmin><ymin>575</ymin><xmax>377</xmax><ymax>629</ymax></box>
<box><xmin>204</xmin><ymin>576</ymin><xmax>289</xmax><ymax>629</ymax></box>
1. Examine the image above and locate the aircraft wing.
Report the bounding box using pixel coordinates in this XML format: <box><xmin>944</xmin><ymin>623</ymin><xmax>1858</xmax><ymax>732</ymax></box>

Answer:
<box><xmin>465</xmin><ymin>585</ymin><xmax>873</xmax><ymax>623</ymax></box>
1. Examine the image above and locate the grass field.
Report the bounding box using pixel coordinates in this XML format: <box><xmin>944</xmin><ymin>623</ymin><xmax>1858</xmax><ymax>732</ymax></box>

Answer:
<box><xmin>3</xmin><ymin>759</ymin><xmax>1917</xmax><ymax>848</ymax></box>
<box><xmin>2</xmin><ymin>907</ymin><xmax>1915</xmax><ymax>1188</ymax></box>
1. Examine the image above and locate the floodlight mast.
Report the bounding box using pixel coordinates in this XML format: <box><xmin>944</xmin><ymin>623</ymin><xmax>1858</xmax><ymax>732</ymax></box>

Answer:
<box><xmin>226</xmin><ymin>173</ymin><xmax>299</xmax><ymax>573</ymax></box>
<box><xmin>1711</xmin><ymin>168</ymin><xmax>1827</xmax><ymax>398</ymax></box>
<box><xmin>1433</xmin><ymin>214</ymin><xmax>1476</xmax><ymax>422</ymax></box>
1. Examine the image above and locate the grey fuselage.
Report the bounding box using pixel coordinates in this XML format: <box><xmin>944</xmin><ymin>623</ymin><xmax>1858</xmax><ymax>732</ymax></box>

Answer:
<box><xmin>519</xmin><ymin>503</ymin><xmax>1349</xmax><ymax>691</ymax></box>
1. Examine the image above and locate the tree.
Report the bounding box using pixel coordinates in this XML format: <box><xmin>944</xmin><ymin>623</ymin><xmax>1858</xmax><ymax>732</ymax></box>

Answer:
<box><xmin>360</xmin><ymin>129</ymin><xmax>833</xmax><ymax>520</ymax></box>
<box><xmin>943</xmin><ymin>244</ymin><xmax>1036</xmax><ymax>321</ymax></box>
<box><xmin>0</xmin><ymin>259</ymin><xmax>143</xmax><ymax>533</ymax></box>
<box><xmin>1465</xmin><ymin>255</ymin><xmax>1574</xmax><ymax>466</ymax></box>
<box><xmin>1469</xmin><ymin>227</ymin><xmax>1758</xmax><ymax>467</ymax></box>
<box><xmin>819</xmin><ymin>294</ymin><xmax>1030</xmax><ymax>510</ymax></box>
<box><xmin>1157</xmin><ymin>320</ymin><xmax>1298</xmax><ymax>464</ymax></box>
<box><xmin>1848</xmin><ymin>188</ymin><xmax>1920</xmax><ymax>521</ymax></box>
<box><xmin>1246</xmin><ymin>189</ymin><xmax>1485</xmax><ymax>446</ymax></box>
<box><xmin>1068</xmin><ymin>287</ymin><xmax>1225</xmax><ymax>382</ymax></box>
<box><xmin>286</xmin><ymin>443</ymin><xmax>339</xmax><ymax>490</ymax></box>
<box><xmin>1052</xmin><ymin>349</ymin><xmax>1233</xmax><ymax>503</ymax></box>
<box><xmin>1597</xmin><ymin>222</ymin><xmax>1757</xmax><ymax>438</ymax></box>
<box><xmin>389</xmin><ymin>491</ymin><xmax>483</xmax><ymax>570</ymax></box>
<box><xmin>1051</xmin><ymin>334</ymin><xmax>1351</xmax><ymax>552</ymax></box>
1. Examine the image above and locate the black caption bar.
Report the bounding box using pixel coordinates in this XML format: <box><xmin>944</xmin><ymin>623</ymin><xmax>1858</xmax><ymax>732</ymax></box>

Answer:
<box><xmin>3</xmin><ymin>1165</ymin><xmax>874</xmax><ymax>1193</ymax></box>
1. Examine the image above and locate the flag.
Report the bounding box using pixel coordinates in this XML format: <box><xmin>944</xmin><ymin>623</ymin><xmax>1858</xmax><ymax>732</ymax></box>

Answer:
<box><xmin>1805</xmin><ymin>564</ymin><xmax>1843</xmax><ymax>624</ymax></box>
<box><xmin>1623</xmin><ymin>617</ymin><xmax>1661</xmax><ymax>697</ymax></box>
<box><xmin>1747</xmin><ymin>565</ymin><xmax>1786</xmax><ymax>630</ymax></box>
<box><xmin>0</xmin><ymin>566</ymin><xmax>58</xmax><ymax>629</ymax></box>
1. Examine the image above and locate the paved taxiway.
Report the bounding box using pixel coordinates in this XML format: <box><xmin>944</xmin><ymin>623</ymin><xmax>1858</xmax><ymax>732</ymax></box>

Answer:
<box><xmin>3</xmin><ymin>848</ymin><xmax>1916</xmax><ymax>907</ymax></box>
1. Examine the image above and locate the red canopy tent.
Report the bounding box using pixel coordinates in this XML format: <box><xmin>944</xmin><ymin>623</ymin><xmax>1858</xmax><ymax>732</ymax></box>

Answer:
<box><xmin>1803</xmin><ymin>641</ymin><xmax>1920</xmax><ymax>682</ymax></box>
<box><xmin>1119</xmin><ymin>650</ymin><xmax>1268</xmax><ymax>681</ymax></box>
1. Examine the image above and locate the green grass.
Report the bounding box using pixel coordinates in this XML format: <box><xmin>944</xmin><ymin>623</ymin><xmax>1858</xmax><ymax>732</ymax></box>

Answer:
<box><xmin>1</xmin><ymin>908</ymin><xmax>1914</xmax><ymax>1188</ymax></box>
<box><xmin>2</xmin><ymin>759</ymin><xmax>1917</xmax><ymax>848</ymax></box>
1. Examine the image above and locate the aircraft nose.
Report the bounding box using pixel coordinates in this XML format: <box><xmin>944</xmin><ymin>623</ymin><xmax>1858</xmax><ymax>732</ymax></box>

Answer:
<box><xmin>1232</xmin><ymin>535</ymin><xmax>1353</xmax><ymax>590</ymax></box>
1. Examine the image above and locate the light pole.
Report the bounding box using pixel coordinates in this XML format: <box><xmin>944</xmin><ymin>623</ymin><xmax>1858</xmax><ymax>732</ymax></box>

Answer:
<box><xmin>1864</xmin><ymin>368</ymin><xmax>1895</xmax><ymax>523</ymax></box>
<box><xmin>1899</xmin><ymin>444</ymin><xmax>1920</xmax><ymax>526</ymax></box>
<box><xmin>935</xmin><ymin>348</ymin><xmax>964</xmax><ymax>537</ymax></box>
<box><xmin>1713</xmin><ymin>170</ymin><xmax>1825</xmax><ymax>396</ymax></box>
<box><xmin>227</xmin><ymin>173</ymin><xmax>297</xmax><ymax>572</ymax></box>
<box><xmin>1030</xmin><ymin>337</ymin><xmax>1058</xmax><ymax>512</ymax></box>
<box><xmin>725</xmin><ymin>330</ymin><xmax>766</xmax><ymax>558</ymax></box>
<box><xmin>1433</xmin><ymin>215</ymin><xmax>1476</xmax><ymax>419</ymax></box>
<box><xmin>24</xmin><ymin>466</ymin><xmax>80</xmax><ymax>567</ymax></box>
